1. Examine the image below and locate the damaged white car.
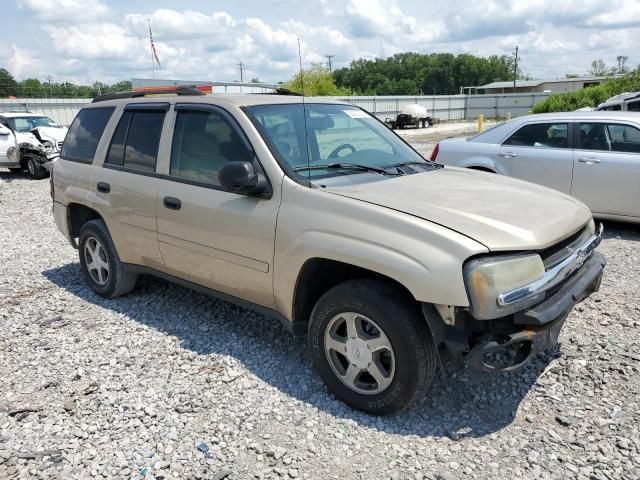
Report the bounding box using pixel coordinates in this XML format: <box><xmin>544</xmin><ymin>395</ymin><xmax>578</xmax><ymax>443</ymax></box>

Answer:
<box><xmin>0</xmin><ymin>112</ymin><xmax>68</xmax><ymax>179</ymax></box>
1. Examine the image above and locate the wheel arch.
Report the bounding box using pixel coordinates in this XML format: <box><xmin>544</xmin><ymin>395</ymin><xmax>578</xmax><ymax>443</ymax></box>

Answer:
<box><xmin>67</xmin><ymin>203</ymin><xmax>105</xmax><ymax>239</ymax></box>
<box><xmin>291</xmin><ymin>258</ymin><xmax>416</xmax><ymax>332</ymax></box>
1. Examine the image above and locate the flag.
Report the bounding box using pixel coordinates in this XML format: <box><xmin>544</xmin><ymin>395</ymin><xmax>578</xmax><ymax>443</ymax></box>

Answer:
<box><xmin>148</xmin><ymin>20</ymin><xmax>161</xmax><ymax>68</ymax></box>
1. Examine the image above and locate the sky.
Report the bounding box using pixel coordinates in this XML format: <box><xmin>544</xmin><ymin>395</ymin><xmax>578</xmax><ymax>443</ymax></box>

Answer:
<box><xmin>1</xmin><ymin>0</ymin><xmax>638</xmax><ymax>85</ymax></box>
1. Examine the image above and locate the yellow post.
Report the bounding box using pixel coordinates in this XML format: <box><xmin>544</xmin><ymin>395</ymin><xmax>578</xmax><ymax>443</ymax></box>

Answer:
<box><xmin>506</xmin><ymin>112</ymin><xmax>512</xmax><ymax>120</ymax></box>
<box><xmin>477</xmin><ymin>114</ymin><xmax>484</xmax><ymax>132</ymax></box>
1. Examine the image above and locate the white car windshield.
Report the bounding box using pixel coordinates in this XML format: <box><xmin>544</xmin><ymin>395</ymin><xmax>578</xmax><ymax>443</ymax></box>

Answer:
<box><xmin>8</xmin><ymin>116</ymin><xmax>59</xmax><ymax>132</ymax></box>
<box><xmin>246</xmin><ymin>103</ymin><xmax>427</xmax><ymax>179</ymax></box>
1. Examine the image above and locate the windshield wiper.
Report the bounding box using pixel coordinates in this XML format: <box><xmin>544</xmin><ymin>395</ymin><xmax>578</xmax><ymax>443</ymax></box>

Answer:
<box><xmin>389</xmin><ymin>161</ymin><xmax>442</xmax><ymax>169</ymax></box>
<box><xmin>294</xmin><ymin>163</ymin><xmax>401</xmax><ymax>176</ymax></box>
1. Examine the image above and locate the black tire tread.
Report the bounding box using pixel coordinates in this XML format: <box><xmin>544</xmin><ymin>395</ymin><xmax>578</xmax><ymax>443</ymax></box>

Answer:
<box><xmin>78</xmin><ymin>219</ymin><xmax>137</xmax><ymax>298</ymax></box>
<box><xmin>308</xmin><ymin>278</ymin><xmax>438</xmax><ymax>415</ymax></box>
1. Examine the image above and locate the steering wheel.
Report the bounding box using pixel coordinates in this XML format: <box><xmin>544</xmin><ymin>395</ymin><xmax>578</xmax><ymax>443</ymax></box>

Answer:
<box><xmin>328</xmin><ymin>143</ymin><xmax>356</xmax><ymax>159</ymax></box>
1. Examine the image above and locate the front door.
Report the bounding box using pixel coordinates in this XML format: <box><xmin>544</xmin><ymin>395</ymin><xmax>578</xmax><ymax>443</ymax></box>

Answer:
<box><xmin>494</xmin><ymin>121</ymin><xmax>574</xmax><ymax>194</ymax></box>
<box><xmin>571</xmin><ymin>121</ymin><xmax>640</xmax><ymax>219</ymax></box>
<box><xmin>155</xmin><ymin>105</ymin><xmax>280</xmax><ymax>309</ymax></box>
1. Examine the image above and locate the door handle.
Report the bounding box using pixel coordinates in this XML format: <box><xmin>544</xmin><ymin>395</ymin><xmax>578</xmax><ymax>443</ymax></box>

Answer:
<box><xmin>498</xmin><ymin>152</ymin><xmax>518</xmax><ymax>158</ymax></box>
<box><xmin>577</xmin><ymin>157</ymin><xmax>601</xmax><ymax>164</ymax></box>
<box><xmin>163</xmin><ymin>196</ymin><xmax>181</xmax><ymax>210</ymax></box>
<box><xmin>97</xmin><ymin>182</ymin><xmax>110</xmax><ymax>193</ymax></box>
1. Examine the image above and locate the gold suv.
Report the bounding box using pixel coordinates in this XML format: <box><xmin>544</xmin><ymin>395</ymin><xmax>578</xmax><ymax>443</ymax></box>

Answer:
<box><xmin>51</xmin><ymin>87</ymin><xmax>605</xmax><ymax>415</ymax></box>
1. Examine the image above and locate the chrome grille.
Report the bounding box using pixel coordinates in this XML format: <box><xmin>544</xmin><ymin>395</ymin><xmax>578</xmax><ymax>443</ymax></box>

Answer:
<box><xmin>540</xmin><ymin>226</ymin><xmax>591</xmax><ymax>270</ymax></box>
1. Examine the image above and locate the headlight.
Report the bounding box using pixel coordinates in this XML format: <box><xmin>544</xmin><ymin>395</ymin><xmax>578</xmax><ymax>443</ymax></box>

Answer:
<box><xmin>7</xmin><ymin>146</ymin><xmax>19</xmax><ymax>162</ymax></box>
<box><xmin>464</xmin><ymin>253</ymin><xmax>545</xmax><ymax>319</ymax></box>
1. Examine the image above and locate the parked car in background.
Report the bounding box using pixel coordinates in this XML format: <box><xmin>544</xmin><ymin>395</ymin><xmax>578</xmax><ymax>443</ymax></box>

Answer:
<box><xmin>0</xmin><ymin>112</ymin><xmax>68</xmax><ymax>179</ymax></box>
<box><xmin>0</xmin><ymin>123</ymin><xmax>20</xmax><ymax>171</ymax></box>
<box><xmin>51</xmin><ymin>89</ymin><xmax>604</xmax><ymax>414</ymax></box>
<box><xmin>432</xmin><ymin>112</ymin><xmax>640</xmax><ymax>224</ymax></box>
<box><xmin>596</xmin><ymin>92</ymin><xmax>640</xmax><ymax>112</ymax></box>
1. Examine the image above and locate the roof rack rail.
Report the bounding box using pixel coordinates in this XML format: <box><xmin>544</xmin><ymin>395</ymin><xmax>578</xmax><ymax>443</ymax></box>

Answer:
<box><xmin>253</xmin><ymin>87</ymin><xmax>302</xmax><ymax>96</ymax></box>
<box><xmin>92</xmin><ymin>85</ymin><xmax>206</xmax><ymax>103</ymax></box>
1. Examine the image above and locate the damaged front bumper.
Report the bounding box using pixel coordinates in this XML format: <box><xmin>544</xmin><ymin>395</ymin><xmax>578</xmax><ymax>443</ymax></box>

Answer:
<box><xmin>424</xmin><ymin>230</ymin><xmax>606</xmax><ymax>373</ymax></box>
<box><xmin>466</xmin><ymin>251</ymin><xmax>605</xmax><ymax>372</ymax></box>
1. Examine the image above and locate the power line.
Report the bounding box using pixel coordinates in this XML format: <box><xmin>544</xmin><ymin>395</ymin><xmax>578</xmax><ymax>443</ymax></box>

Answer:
<box><xmin>237</xmin><ymin>62</ymin><xmax>245</xmax><ymax>83</ymax></box>
<box><xmin>325</xmin><ymin>54</ymin><xmax>335</xmax><ymax>73</ymax></box>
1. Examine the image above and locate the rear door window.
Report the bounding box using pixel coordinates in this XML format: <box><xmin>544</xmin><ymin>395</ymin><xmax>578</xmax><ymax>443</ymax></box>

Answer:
<box><xmin>61</xmin><ymin>107</ymin><xmax>115</xmax><ymax>163</ymax></box>
<box><xmin>503</xmin><ymin>123</ymin><xmax>569</xmax><ymax>149</ymax></box>
<box><xmin>580</xmin><ymin>123</ymin><xmax>640</xmax><ymax>153</ymax></box>
<box><xmin>105</xmin><ymin>109</ymin><xmax>165</xmax><ymax>172</ymax></box>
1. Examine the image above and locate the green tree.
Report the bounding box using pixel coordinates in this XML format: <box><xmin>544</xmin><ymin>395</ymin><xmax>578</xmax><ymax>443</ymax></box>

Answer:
<box><xmin>285</xmin><ymin>64</ymin><xmax>351</xmax><ymax>96</ymax></box>
<box><xmin>0</xmin><ymin>68</ymin><xmax>18</xmax><ymax>97</ymax></box>
<box><xmin>333</xmin><ymin>52</ymin><xmax>522</xmax><ymax>95</ymax></box>
<box><xmin>589</xmin><ymin>59</ymin><xmax>608</xmax><ymax>76</ymax></box>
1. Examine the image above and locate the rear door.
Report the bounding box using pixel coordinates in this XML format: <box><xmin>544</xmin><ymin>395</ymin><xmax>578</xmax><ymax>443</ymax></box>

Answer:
<box><xmin>571</xmin><ymin>121</ymin><xmax>640</xmax><ymax>219</ymax></box>
<box><xmin>494</xmin><ymin>121</ymin><xmax>574</xmax><ymax>193</ymax></box>
<box><xmin>155</xmin><ymin>104</ymin><xmax>280</xmax><ymax>309</ymax></box>
<box><xmin>91</xmin><ymin>103</ymin><xmax>168</xmax><ymax>269</ymax></box>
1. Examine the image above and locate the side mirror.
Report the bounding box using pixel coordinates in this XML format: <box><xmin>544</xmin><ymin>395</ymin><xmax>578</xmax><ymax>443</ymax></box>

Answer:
<box><xmin>218</xmin><ymin>161</ymin><xmax>268</xmax><ymax>196</ymax></box>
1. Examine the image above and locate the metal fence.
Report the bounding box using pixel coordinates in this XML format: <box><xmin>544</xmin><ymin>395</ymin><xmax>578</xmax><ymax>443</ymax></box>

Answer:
<box><xmin>0</xmin><ymin>93</ymin><xmax>552</xmax><ymax>126</ymax></box>
<box><xmin>0</xmin><ymin>98</ymin><xmax>91</xmax><ymax>126</ymax></box>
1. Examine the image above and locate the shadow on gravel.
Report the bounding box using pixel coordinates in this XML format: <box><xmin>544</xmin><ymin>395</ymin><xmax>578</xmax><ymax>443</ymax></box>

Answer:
<box><xmin>45</xmin><ymin>262</ymin><xmax>559</xmax><ymax>439</ymax></box>
<box><xmin>0</xmin><ymin>171</ymin><xmax>27</xmax><ymax>183</ymax></box>
<box><xmin>601</xmin><ymin>220</ymin><xmax>640</xmax><ymax>242</ymax></box>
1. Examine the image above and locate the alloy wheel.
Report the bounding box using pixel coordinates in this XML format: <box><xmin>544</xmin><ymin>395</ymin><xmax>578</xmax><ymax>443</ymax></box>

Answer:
<box><xmin>324</xmin><ymin>312</ymin><xmax>395</xmax><ymax>395</ymax></box>
<box><xmin>84</xmin><ymin>236</ymin><xmax>110</xmax><ymax>286</ymax></box>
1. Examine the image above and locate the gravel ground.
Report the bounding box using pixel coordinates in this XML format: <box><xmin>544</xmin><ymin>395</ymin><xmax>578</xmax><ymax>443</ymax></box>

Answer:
<box><xmin>395</xmin><ymin>120</ymin><xmax>497</xmax><ymax>157</ymax></box>
<box><xmin>0</xmin><ymin>143</ymin><xmax>639</xmax><ymax>480</ymax></box>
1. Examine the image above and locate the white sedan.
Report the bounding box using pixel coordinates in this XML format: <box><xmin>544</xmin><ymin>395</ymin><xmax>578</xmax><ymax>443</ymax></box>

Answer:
<box><xmin>431</xmin><ymin>112</ymin><xmax>640</xmax><ymax>224</ymax></box>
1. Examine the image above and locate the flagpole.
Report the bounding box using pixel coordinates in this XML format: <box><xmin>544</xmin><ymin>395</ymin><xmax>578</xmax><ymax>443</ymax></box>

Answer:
<box><xmin>149</xmin><ymin>19</ymin><xmax>155</xmax><ymax>78</ymax></box>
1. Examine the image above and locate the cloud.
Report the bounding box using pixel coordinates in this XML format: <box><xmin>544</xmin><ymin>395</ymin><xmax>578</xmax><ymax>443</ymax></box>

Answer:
<box><xmin>17</xmin><ymin>0</ymin><xmax>111</xmax><ymax>23</ymax></box>
<box><xmin>7</xmin><ymin>0</ymin><xmax>640</xmax><ymax>84</ymax></box>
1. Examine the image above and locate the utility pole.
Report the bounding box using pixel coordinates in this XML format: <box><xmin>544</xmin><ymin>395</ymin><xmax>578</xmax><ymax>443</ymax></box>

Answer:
<box><xmin>237</xmin><ymin>62</ymin><xmax>245</xmax><ymax>83</ymax></box>
<box><xmin>47</xmin><ymin>75</ymin><xmax>53</xmax><ymax>98</ymax></box>
<box><xmin>513</xmin><ymin>45</ymin><xmax>520</xmax><ymax>92</ymax></box>
<box><xmin>325</xmin><ymin>54</ymin><xmax>335</xmax><ymax>73</ymax></box>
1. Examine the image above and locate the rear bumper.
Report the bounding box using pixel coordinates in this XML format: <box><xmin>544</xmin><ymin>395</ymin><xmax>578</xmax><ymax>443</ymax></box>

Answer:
<box><xmin>53</xmin><ymin>201</ymin><xmax>76</xmax><ymax>248</ymax></box>
<box><xmin>467</xmin><ymin>252</ymin><xmax>605</xmax><ymax>372</ymax></box>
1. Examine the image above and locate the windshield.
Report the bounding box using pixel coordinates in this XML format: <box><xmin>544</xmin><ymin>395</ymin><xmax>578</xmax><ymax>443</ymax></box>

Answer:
<box><xmin>8</xmin><ymin>116</ymin><xmax>59</xmax><ymax>132</ymax></box>
<box><xmin>246</xmin><ymin>103</ymin><xmax>426</xmax><ymax>179</ymax></box>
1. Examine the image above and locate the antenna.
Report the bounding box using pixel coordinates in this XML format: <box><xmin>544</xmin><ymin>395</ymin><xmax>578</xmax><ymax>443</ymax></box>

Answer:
<box><xmin>298</xmin><ymin>38</ymin><xmax>311</xmax><ymax>181</ymax></box>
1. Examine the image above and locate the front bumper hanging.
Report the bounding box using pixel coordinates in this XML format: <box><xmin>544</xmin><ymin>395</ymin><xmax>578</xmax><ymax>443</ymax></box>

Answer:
<box><xmin>467</xmin><ymin>251</ymin><xmax>605</xmax><ymax>372</ymax></box>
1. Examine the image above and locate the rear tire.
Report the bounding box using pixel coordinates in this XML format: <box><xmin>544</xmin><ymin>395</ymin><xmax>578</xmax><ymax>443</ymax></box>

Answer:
<box><xmin>308</xmin><ymin>279</ymin><xmax>437</xmax><ymax>415</ymax></box>
<box><xmin>78</xmin><ymin>219</ymin><xmax>138</xmax><ymax>298</ymax></box>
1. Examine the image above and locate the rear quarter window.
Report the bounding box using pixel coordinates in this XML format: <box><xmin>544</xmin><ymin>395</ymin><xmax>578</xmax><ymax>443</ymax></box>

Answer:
<box><xmin>61</xmin><ymin>107</ymin><xmax>115</xmax><ymax>163</ymax></box>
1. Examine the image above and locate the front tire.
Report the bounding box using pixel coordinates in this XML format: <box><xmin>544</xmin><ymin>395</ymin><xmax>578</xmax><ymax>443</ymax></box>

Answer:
<box><xmin>308</xmin><ymin>279</ymin><xmax>437</xmax><ymax>415</ymax></box>
<box><xmin>78</xmin><ymin>219</ymin><xmax>137</xmax><ymax>298</ymax></box>
<box><xmin>25</xmin><ymin>156</ymin><xmax>48</xmax><ymax>180</ymax></box>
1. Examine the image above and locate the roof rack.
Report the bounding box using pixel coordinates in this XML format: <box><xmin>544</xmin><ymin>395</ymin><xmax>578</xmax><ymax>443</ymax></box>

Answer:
<box><xmin>92</xmin><ymin>85</ymin><xmax>206</xmax><ymax>103</ymax></box>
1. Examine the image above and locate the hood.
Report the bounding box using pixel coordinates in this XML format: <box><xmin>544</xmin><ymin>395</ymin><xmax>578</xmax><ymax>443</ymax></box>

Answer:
<box><xmin>324</xmin><ymin>167</ymin><xmax>591</xmax><ymax>251</ymax></box>
<box><xmin>16</xmin><ymin>126</ymin><xmax>67</xmax><ymax>144</ymax></box>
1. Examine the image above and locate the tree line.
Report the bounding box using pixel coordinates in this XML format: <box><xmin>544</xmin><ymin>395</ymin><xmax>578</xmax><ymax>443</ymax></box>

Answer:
<box><xmin>0</xmin><ymin>68</ymin><xmax>132</xmax><ymax>98</ymax></box>
<box><xmin>332</xmin><ymin>52</ymin><xmax>523</xmax><ymax>95</ymax></box>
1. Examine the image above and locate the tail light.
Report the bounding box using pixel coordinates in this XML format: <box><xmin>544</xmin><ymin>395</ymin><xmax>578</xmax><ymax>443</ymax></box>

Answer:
<box><xmin>429</xmin><ymin>143</ymin><xmax>440</xmax><ymax>161</ymax></box>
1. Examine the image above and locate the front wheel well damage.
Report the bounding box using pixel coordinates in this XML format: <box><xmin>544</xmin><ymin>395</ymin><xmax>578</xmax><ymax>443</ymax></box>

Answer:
<box><xmin>68</xmin><ymin>204</ymin><xmax>103</xmax><ymax>239</ymax></box>
<box><xmin>292</xmin><ymin>258</ymin><xmax>416</xmax><ymax>333</ymax></box>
